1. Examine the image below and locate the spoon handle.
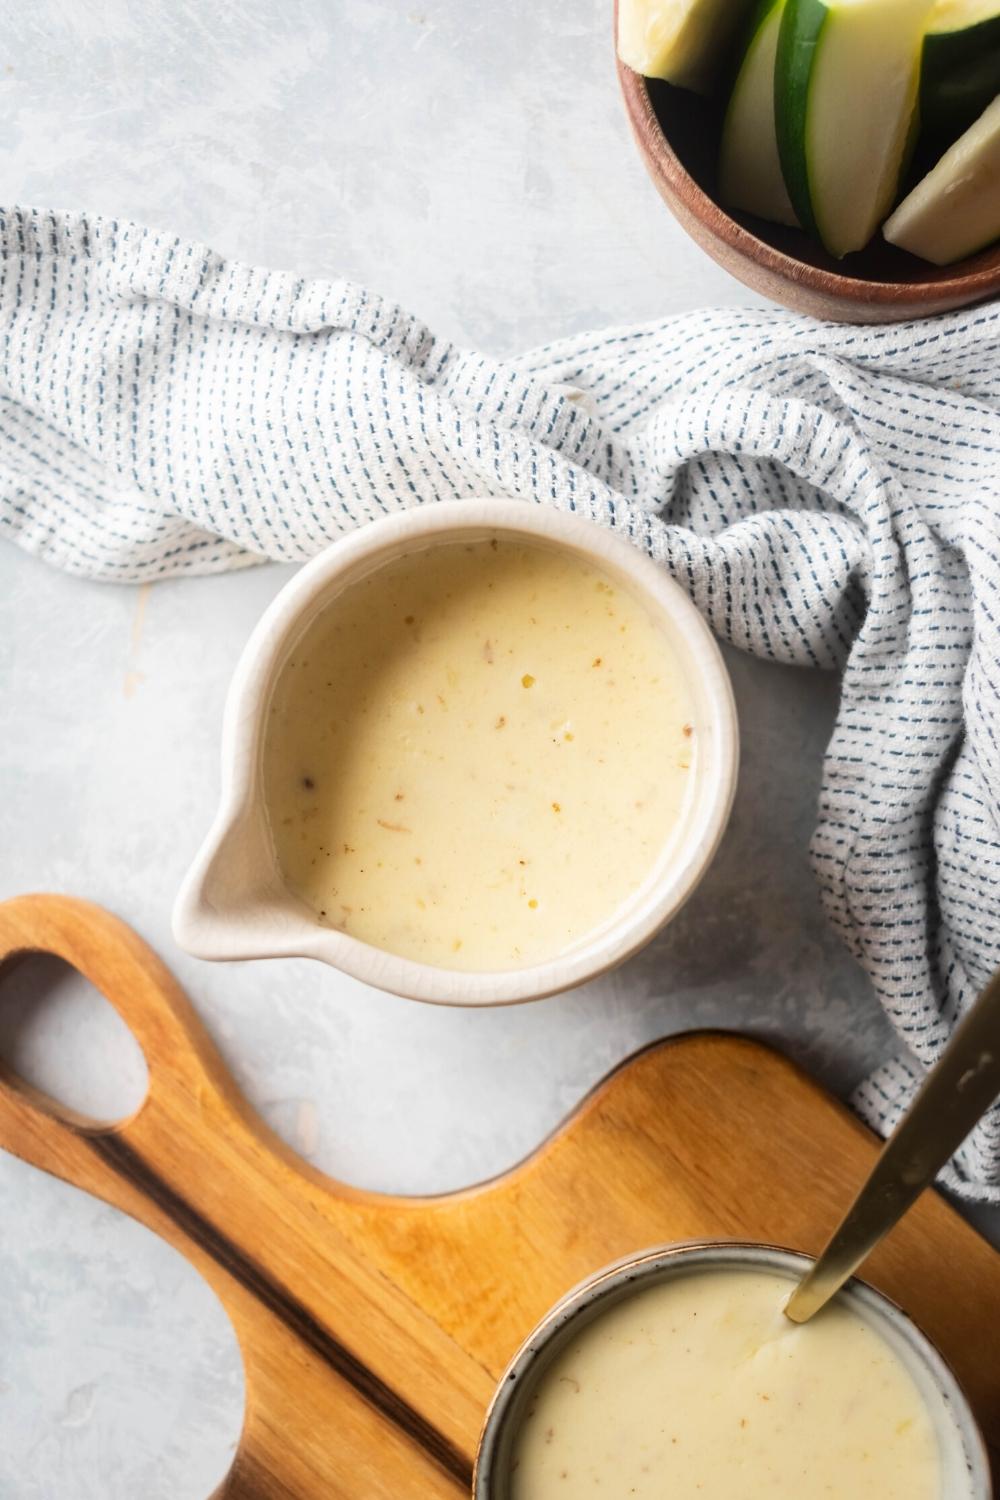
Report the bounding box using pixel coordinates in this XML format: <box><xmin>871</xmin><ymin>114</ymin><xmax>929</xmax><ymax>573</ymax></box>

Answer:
<box><xmin>785</xmin><ymin>968</ymin><xmax>1000</xmax><ymax>1323</ymax></box>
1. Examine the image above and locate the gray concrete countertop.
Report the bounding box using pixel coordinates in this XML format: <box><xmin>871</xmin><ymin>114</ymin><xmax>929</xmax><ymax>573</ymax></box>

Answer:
<box><xmin>0</xmin><ymin>4</ymin><xmax>993</xmax><ymax>1496</ymax></box>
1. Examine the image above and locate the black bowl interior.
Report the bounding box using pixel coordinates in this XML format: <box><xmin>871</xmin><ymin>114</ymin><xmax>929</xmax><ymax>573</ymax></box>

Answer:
<box><xmin>647</xmin><ymin>77</ymin><xmax>999</xmax><ymax>288</ymax></box>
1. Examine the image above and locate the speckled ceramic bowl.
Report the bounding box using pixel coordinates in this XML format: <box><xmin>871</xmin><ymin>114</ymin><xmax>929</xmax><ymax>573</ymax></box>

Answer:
<box><xmin>474</xmin><ymin>1241</ymin><xmax>991</xmax><ymax>1499</ymax></box>
<box><xmin>172</xmin><ymin>500</ymin><xmax>738</xmax><ymax>1005</ymax></box>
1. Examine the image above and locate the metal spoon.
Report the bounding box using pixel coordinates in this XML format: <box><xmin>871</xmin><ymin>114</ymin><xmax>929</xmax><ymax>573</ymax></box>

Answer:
<box><xmin>785</xmin><ymin>968</ymin><xmax>1000</xmax><ymax>1324</ymax></box>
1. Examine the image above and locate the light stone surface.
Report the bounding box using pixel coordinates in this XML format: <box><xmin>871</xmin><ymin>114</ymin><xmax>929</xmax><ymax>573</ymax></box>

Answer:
<box><xmin>0</xmin><ymin>3</ymin><xmax>994</xmax><ymax>1496</ymax></box>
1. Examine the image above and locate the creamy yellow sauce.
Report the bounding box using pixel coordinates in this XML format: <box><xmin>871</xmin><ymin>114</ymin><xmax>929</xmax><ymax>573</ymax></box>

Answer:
<box><xmin>263</xmin><ymin>537</ymin><xmax>695</xmax><ymax>969</ymax></box>
<box><xmin>509</xmin><ymin>1269</ymin><xmax>941</xmax><ymax>1499</ymax></box>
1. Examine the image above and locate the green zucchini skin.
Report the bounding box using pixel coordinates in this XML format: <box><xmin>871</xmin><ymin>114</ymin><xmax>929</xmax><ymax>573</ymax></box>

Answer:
<box><xmin>885</xmin><ymin>92</ymin><xmax>1000</xmax><ymax>261</ymax></box>
<box><xmin>718</xmin><ymin>0</ymin><xmax>798</xmax><ymax>223</ymax></box>
<box><xmin>774</xmin><ymin>0</ymin><xmax>828</xmax><ymax>242</ymax></box>
<box><xmin>739</xmin><ymin>0</ymin><xmax>786</xmax><ymax>59</ymax></box>
<box><xmin>920</xmin><ymin>11</ymin><xmax>1000</xmax><ymax>144</ymax></box>
<box><xmin>720</xmin><ymin>0</ymin><xmax>785</xmax><ymax>109</ymax></box>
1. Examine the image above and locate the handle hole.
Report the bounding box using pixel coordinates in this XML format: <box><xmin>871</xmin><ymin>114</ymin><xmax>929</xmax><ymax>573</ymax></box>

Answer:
<box><xmin>0</xmin><ymin>952</ymin><xmax>148</xmax><ymax>1124</ymax></box>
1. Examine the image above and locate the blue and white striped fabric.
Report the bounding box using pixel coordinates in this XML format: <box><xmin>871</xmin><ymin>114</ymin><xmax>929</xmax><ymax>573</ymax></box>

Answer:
<box><xmin>3</xmin><ymin>207</ymin><xmax>1000</xmax><ymax>1199</ymax></box>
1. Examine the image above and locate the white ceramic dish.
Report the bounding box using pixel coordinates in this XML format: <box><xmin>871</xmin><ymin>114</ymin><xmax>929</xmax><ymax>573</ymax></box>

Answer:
<box><xmin>173</xmin><ymin>500</ymin><xmax>738</xmax><ymax>1005</ymax></box>
<box><xmin>474</xmin><ymin>1241</ymin><xmax>992</xmax><ymax>1499</ymax></box>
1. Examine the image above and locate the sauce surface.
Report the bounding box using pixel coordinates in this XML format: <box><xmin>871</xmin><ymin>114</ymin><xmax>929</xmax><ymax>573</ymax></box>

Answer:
<box><xmin>509</xmin><ymin>1269</ymin><xmax>941</xmax><ymax>1499</ymax></box>
<box><xmin>263</xmin><ymin>537</ymin><xmax>695</xmax><ymax>969</ymax></box>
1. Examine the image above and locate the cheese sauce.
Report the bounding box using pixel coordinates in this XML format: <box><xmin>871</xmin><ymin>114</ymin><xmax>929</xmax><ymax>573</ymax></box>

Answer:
<box><xmin>263</xmin><ymin>537</ymin><xmax>695</xmax><ymax>969</ymax></box>
<box><xmin>509</xmin><ymin>1269</ymin><xmax>941</xmax><ymax>1499</ymax></box>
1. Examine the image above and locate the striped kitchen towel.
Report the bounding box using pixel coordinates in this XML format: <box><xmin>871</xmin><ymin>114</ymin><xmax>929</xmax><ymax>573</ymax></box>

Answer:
<box><xmin>2</xmin><ymin>207</ymin><xmax>999</xmax><ymax>1199</ymax></box>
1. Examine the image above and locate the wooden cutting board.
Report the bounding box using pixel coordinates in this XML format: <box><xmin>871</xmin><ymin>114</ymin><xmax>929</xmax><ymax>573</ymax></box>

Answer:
<box><xmin>1</xmin><ymin>893</ymin><xmax>998</xmax><ymax>1497</ymax></box>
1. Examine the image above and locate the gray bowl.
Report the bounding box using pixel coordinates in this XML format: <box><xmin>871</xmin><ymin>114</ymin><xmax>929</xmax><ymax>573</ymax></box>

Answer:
<box><xmin>474</xmin><ymin>1241</ymin><xmax>991</xmax><ymax>1499</ymax></box>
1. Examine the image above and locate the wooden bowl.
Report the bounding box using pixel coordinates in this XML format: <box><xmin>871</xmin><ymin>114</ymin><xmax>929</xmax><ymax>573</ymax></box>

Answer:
<box><xmin>617</xmin><ymin>57</ymin><xmax>1000</xmax><ymax>322</ymax></box>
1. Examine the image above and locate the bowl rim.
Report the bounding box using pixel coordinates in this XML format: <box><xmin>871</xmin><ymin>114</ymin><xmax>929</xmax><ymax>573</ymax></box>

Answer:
<box><xmin>173</xmin><ymin>499</ymin><xmax>739</xmax><ymax>1006</ymax></box>
<box><xmin>616</xmin><ymin>56</ymin><xmax>1000</xmax><ymax>308</ymax></box>
<box><xmin>473</xmin><ymin>1238</ymin><xmax>993</xmax><ymax>1498</ymax></box>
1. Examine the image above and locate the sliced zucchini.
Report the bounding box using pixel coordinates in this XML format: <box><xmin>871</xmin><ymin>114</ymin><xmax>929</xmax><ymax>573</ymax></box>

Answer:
<box><xmin>920</xmin><ymin>0</ymin><xmax>1000</xmax><ymax>144</ymax></box>
<box><xmin>718</xmin><ymin>0</ymin><xmax>798</xmax><ymax>225</ymax></box>
<box><xmin>617</xmin><ymin>0</ymin><xmax>757</xmax><ymax>93</ymax></box>
<box><xmin>775</xmin><ymin>0</ymin><xmax>935</xmax><ymax>257</ymax></box>
<box><xmin>884</xmin><ymin>93</ymin><xmax>1000</xmax><ymax>262</ymax></box>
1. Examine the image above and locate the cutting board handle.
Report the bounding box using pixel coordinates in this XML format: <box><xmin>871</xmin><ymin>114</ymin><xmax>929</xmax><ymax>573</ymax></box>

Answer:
<box><xmin>0</xmin><ymin>891</ymin><xmax>238</xmax><ymax>1152</ymax></box>
<box><xmin>0</xmin><ymin>893</ymin><xmax>481</xmax><ymax>1498</ymax></box>
<box><xmin>0</xmin><ymin>895</ymin><xmax>260</xmax><ymax>1493</ymax></box>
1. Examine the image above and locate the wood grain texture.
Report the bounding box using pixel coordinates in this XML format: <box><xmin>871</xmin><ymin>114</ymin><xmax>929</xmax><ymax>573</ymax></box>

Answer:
<box><xmin>1</xmin><ymin>893</ymin><xmax>998</xmax><ymax>1497</ymax></box>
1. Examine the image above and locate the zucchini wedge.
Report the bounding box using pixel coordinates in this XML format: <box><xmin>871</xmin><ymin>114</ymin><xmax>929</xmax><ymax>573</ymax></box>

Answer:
<box><xmin>775</xmin><ymin>0</ymin><xmax>935</xmax><ymax>257</ymax></box>
<box><xmin>719</xmin><ymin>0</ymin><xmax>798</xmax><ymax>225</ymax></box>
<box><xmin>920</xmin><ymin>0</ymin><xmax>1000</xmax><ymax>144</ymax></box>
<box><xmin>884</xmin><ymin>93</ymin><xmax>1000</xmax><ymax>262</ymax></box>
<box><xmin>617</xmin><ymin>0</ymin><xmax>756</xmax><ymax>93</ymax></box>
